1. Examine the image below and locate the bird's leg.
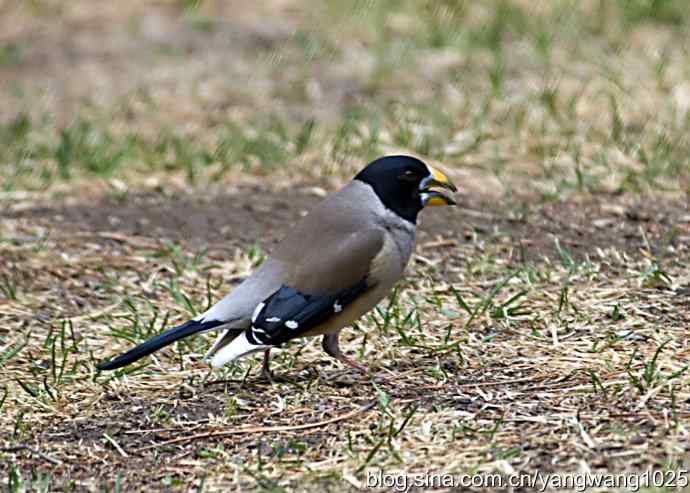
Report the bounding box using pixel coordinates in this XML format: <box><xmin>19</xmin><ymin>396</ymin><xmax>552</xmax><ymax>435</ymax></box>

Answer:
<box><xmin>260</xmin><ymin>348</ymin><xmax>272</xmax><ymax>380</ymax></box>
<box><xmin>322</xmin><ymin>332</ymin><xmax>368</xmax><ymax>374</ymax></box>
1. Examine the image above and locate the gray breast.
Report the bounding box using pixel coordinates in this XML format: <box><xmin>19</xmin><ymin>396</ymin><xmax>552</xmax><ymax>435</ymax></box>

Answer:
<box><xmin>353</xmin><ymin>181</ymin><xmax>417</xmax><ymax>285</ymax></box>
<box><xmin>365</xmin><ymin>186</ymin><xmax>416</xmax><ymax>268</ymax></box>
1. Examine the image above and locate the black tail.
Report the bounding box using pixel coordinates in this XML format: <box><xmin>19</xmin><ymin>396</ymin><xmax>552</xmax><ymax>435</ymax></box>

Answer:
<box><xmin>97</xmin><ymin>319</ymin><xmax>224</xmax><ymax>371</ymax></box>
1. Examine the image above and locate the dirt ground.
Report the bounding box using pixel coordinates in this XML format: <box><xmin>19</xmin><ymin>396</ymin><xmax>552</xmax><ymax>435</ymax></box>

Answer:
<box><xmin>7</xmin><ymin>187</ymin><xmax>689</xmax><ymax>262</ymax></box>
<box><xmin>3</xmin><ymin>187</ymin><xmax>690</xmax><ymax>490</ymax></box>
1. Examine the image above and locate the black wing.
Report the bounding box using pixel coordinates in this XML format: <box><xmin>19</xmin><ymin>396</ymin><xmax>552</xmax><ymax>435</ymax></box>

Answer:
<box><xmin>246</xmin><ymin>279</ymin><xmax>369</xmax><ymax>346</ymax></box>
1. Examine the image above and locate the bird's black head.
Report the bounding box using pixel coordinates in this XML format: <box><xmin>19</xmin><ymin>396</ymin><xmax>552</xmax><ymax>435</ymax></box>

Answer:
<box><xmin>355</xmin><ymin>155</ymin><xmax>457</xmax><ymax>223</ymax></box>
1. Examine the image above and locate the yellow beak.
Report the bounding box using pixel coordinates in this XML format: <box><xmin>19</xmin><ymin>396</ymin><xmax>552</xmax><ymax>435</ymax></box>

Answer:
<box><xmin>428</xmin><ymin>166</ymin><xmax>458</xmax><ymax>192</ymax></box>
<box><xmin>421</xmin><ymin>165</ymin><xmax>458</xmax><ymax>206</ymax></box>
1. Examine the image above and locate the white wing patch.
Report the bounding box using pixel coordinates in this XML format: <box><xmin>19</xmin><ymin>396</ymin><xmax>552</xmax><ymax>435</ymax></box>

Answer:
<box><xmin>285</xmin><ymin>320</ymin><xmax>299</xmax><ymax>330</ymax></box>
<box><xmin>333</xmin><ymin>300</ymin><xmax>343</xmax><ymax>313</ymax></box>
<box><xmin>265</xmin><ymin>316</ymin><xmax>281</xmax><ymax>323</ymax></box>
<box><xmin>251</xmin><ymin>302</ymin><xmax>265</xmax><ymax>323</ymax></box>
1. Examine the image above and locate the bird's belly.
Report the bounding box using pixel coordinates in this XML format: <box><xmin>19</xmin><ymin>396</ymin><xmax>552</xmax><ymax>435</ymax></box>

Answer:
<box><xmin>300</xmin><ymin>282</ymin><xmax>394</xmax><ymax>337</ymax></box>
<box><xmin>301</xmin><ymin>233</ymin><xmax>408</xmax><ymax>338</ymax></box>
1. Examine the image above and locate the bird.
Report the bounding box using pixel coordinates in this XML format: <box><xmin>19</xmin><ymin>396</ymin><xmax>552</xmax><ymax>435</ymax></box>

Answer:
<box><xmin>96</xmin><ymin>155</ymin><xmax>457</xmax><ymax>376</ymax></box>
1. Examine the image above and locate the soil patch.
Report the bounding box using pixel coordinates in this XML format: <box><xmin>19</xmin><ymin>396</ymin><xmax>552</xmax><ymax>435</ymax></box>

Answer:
<box><xmin>5</xmin><ymin>189</ymin><xmax>688</xmax><ymax>263</ymax></box>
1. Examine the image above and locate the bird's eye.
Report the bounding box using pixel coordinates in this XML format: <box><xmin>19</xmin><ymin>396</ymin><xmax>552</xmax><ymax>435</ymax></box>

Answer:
<box><xmin>398</xmin><ymin>169</ymin><xmax>418</xmax><ymax>182</ymax></box>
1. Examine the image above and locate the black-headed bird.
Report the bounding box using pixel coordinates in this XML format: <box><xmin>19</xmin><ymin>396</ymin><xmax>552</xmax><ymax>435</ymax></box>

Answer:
<box><xmin>97</xmin><ymin>155</ymin><xmax>457</xmax><ymax>375</ymax></box>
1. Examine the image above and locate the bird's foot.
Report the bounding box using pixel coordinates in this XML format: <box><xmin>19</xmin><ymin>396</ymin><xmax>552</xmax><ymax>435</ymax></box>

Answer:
<box><xmin>338</xmin><ymin>356</ymin><xmax>369</xmax><ymax>375</ymax></box>
<box><xmin>259</xmin><ymin>349</ymin><xmax>273</xmax><ymax>382</ymax></box>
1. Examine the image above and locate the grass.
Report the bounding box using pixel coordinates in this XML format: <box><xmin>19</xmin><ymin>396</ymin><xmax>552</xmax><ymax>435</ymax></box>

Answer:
<box><xmin>2</xmin><ymin>1</ymin><xmax>690</xmax><ymax>197</ymax></box>
<box><xmin>1</xmin><ymin>0</ymin><xmax>690</xmax><ymax>491</ymax></box>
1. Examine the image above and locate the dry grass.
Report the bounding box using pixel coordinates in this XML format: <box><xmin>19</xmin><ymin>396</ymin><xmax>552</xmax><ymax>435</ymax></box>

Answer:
<box><xmin>2</xmin><ymin>209</ymin><xmax>690</xmax><ymax>491</ymax></box>
<box><xmin>1</xmin><ymin>0</ymin><xmax>690</xmax><ymax>491</ymax></box>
